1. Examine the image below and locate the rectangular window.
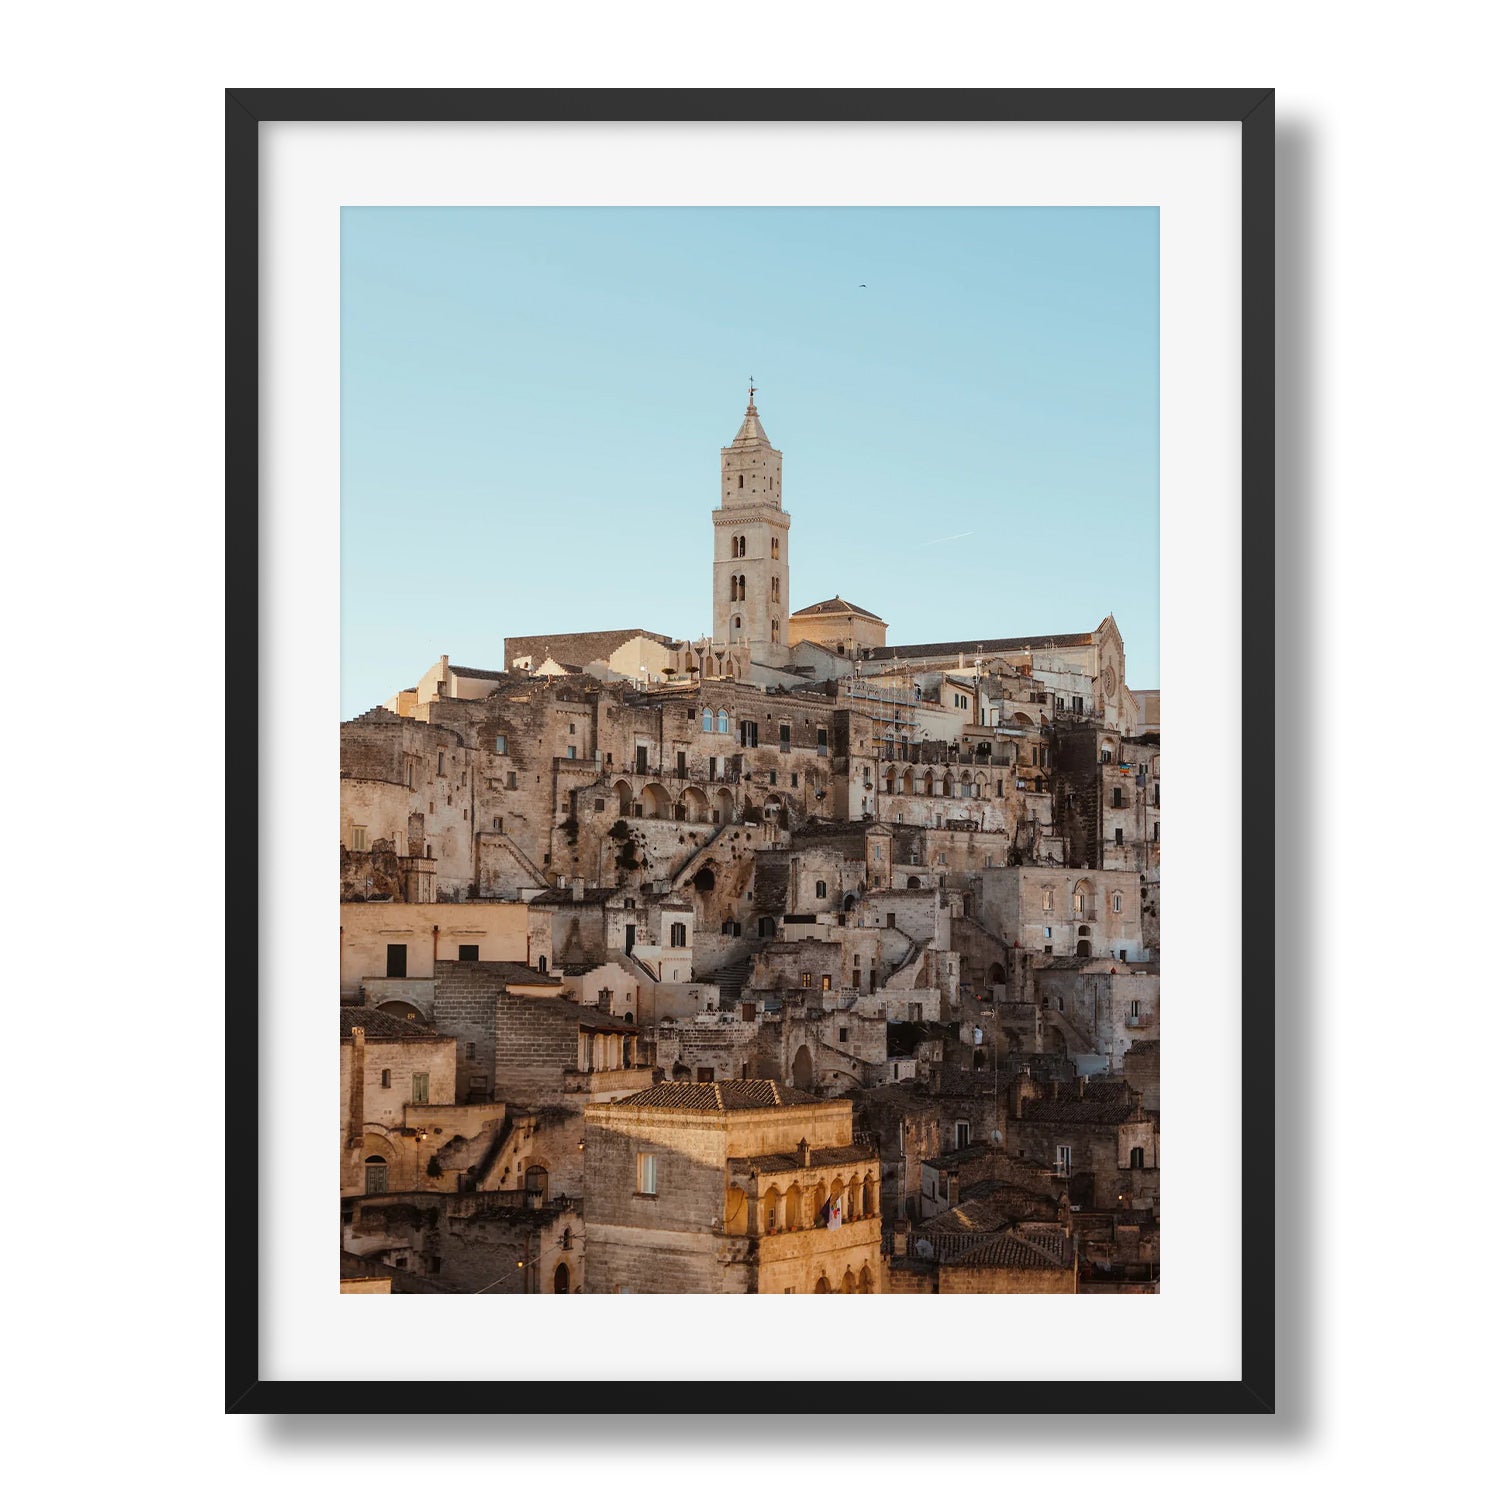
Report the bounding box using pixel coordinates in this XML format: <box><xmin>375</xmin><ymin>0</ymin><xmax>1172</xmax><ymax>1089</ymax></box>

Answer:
<box><xmin>637</xmin><ymin>1153</ymin><xmax>657</xmax><ymax>1196</ymax></box>
<box><xmin>436</xmin><ymin>752</ymin><xmax>445</xmax><ymax>775</ymax></box>
<box><xmin>351</xmin><ymin>825</ymin><xmax>367</xmax><ymax>852</ymax></box>
<box><xmin>380</xmin><ymin>1068</ymin><xmax>391</xmax><ymax>1089</ymax></box>
<box><xmin>838</xmin><ymin>1026</ymin><xmax>849</xmax><ymax>1042</ymax></box>
<box><xmin>385</xmin><ymin>944</ymin><xmax>407</xmax><ymax>979</ymax></box>
<box><xmin>458</xmin><ymin>944</ymin><xmax>479</xmax><ymax>962</ymax></box>
<box><xmin>790</xmin><ymin>772</ymin><xmax>798</xmax><ymax>788</ymax></box>
<box><xmin>821</xmin><ymin>974</ymin><xmax>832</xmax><ymax>991</ymax></box>
<box><xmin>1072</xmin><ymin>696</ymin><xmax>1084</xmax><ymax>714</ymax></box>
<box><xmin>494</xmin><ymin>735</ymin><xmax>507</xmax><ymax>754</ymax></box>
<box><xmin>768</xmin><ymin>770</ymin><xmax>777</xmax><ymax>786</ymax></box>
<box><xmin>506</xmin><ymin>771</ymin><xmax>517</xmax><ymax>790</ymax></box>
<box><xmin>1115</xmin><ymin>827</ymin><xmax>1125</xmax><ymax>845</ymax></box>
<box><xmin>411</xmin><ymin>1073</ymin><xmax>429</xmax><ymax>1104</ymax></box>
<box><xmin>1055</xmin><ymin>1145</ymin><xmax>1072</xmax><ymax>1175</ymax></box>
<box><xmin>635</xmin><ymin>745</ymin><xmax>649</xmax><ymax>773</ymax></box>
<box><xmin>1153</xmin><ymin>822</ymin><xmax>1160</xmax><ymax>842</ymax></box>
<box><xmin>886</xmin><ymin>912</ymin><xmax>896</xmax><ymax>929</ymax></box>
<box><xmin>801</xmin><ymin>972</ymin><xmax>812</xmax><ymax>988</ymax></box>
<box><xmin>696</xmin><ymin>1067</ymin><xmax>715</xmax><ymax>1083</ymax></box>
<box><xmin>956</xmin><ymin>1121</ymin><xmax>971</xmax><ymax>1149</ymax></box>
<box><xmin>493</xmin><ymin>816</ymin><xmax>504</xmax><ymax>832</ymax></box>
<box><xmin>676</xmin><ymin>750</ymin><xmax>687</xmax><ymax>777</ymax></box>
<box><xmin>817</xmin><ymin>727</ymin><xmax>828</xmax><ymax>755</ymax></box>
<box><xmin>779</xmin><ymin>723</ymin><xmax>791</xmax><ymax>752</ymax></box>
<box><xmin>740</xmin><ymin>721</ymin><xmax>759</xmax><ymax>748</ymax></box>
<box><xmin>566</xmin><ymin>745</ymin><xmax>577</xmax><ymax>760</ymax></box>
<box><xmin>465</xmin><ymin>1042</ymin><xmax>476</xmax><ymax>1060</ymax></box>
<box><xmin>1112</xmin><ymin>787</ymin><xmax>1123</xmax><ymax>808</ymax></box>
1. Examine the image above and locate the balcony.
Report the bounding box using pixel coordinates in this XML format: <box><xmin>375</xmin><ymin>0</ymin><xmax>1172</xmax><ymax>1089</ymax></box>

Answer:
<box><xmin>562</xmin><ymin>1065</ymin><xmax>655</xmax><ymax>1097</ymax></box>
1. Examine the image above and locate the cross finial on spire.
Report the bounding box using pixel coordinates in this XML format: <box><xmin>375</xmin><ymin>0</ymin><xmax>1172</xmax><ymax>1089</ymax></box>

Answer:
<box><xmin>748</xmin><ymin>377</ymin><xmax>756</xmax><ymax>405</ymax></box>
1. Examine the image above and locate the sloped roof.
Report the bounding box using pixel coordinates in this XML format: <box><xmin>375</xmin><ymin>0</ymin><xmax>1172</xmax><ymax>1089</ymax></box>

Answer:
<box><xmin>447</xmin><ymin>664</ymin><xmax>506</xmax><ymax>681</ymax></box>
<box><xmin>947</xmin><ymin>1229</ymin><xmax>1071</xmax><ymax>1270</ymax></box>
<box><xmin>613</xmin><ymin>1080</ymin><xmax>821</xmax><ymax>1112</ymax></box>
<box><xmin>339</xmin><ymin>1007</ymin><xmax>442</xmax><ymax>1040</ymax></box>
<box><xmin>790</xmin><ymin>595</ymin><xmax>887</xmax><ymax>624</ymax></box>
<box><xmin>865</xmin><ymin>632</ymin><xmax>1094</xmax><ymax>662</ymax></box>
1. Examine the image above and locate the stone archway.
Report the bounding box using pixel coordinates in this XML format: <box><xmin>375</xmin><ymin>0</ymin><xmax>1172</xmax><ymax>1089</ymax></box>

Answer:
<box><xmin>613</xmin><ymin>779</ymin><xmax>634</xmax><ymax>816</ymax></box>
<box><xmin>641</xmin><ymin>783</ymin><xmax>671</xmax><ymax>819</ymax></box>
<box><xmin>713</xmin><ymin>787</ymin><xmax>734</xmax><ymax>825</ymax></box>
<box><xmin>681</xmin><ymin>786</ymin><xmax>709</xmax><ymax>823</ymax></box>
<box><xmin>792</xmin><ymin>1044</ymin><xmax>814</xmax><ymax>1091</ymax></box>
<box><xmin>553</xmin><ymin>1261</ymin><xmax>571</xmax><ymax>1293</ymax></box>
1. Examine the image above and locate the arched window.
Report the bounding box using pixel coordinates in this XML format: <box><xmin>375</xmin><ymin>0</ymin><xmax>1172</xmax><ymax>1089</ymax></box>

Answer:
<box><xmin>771</xmin><ymin>537</ymin><xmax>779</xmax><ymax>559</ymax></box>
<box><xmin>733</xmin><ymin>616</ymin><xmax>742</xmax><ymax>632</ymax></box>
<box><xmin>815</xmin><ymin>880</ymin><xmax>827</xmax><ymax>899</ymax></box>
<box><xmin>771</xmin><ymin>575</ymin><xmax>780</xmax><ymax>601</ymax></box>
<box><xmin>524</xmin><ymin>1164</ymin><xmax>548</xmax><ymax>1200</ymax></box>
<box><xmin>717</xmin><ymin>709</ymin><xmax>729</xmax><ymax>734</ymax></box>
<box><xmin>702</xmin><ymin>708</ymin><xmax>713</xmax><ymax>731</ymax></box>
<box><xmin>1112</xmin><ymin>891</ymin><xmax>1123</xmax><ymax>913</ymax></box>
<box><xmin>771</xmin><ymin>619</ymin><xmax>779</xmax><ymax>643</ymax></box>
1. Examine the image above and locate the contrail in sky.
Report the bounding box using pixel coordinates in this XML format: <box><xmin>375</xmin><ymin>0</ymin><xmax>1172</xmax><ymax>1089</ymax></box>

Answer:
<box><xmin>915</xmin><ymin>530</ymin><xmax>976</xmax><ymax>547</ymax></box>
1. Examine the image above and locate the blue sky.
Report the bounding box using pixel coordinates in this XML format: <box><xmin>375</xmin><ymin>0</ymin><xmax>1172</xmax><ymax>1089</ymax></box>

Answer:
<box><xmin>341</xmin><ymin>207</ymin><xmax>1158</xmax><ymax>718</ymax></box>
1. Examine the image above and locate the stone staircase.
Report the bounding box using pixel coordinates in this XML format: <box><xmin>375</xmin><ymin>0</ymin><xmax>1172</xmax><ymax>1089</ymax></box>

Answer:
<box><xmin>711</xmin><ymin>956</ymin><xmax>752</xmax><ymax>1002</ymax></box>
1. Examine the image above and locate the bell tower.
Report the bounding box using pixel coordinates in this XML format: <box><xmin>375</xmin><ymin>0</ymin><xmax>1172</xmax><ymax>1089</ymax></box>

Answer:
<box><xmin>712</xmin><ymin>384</ymin><xmax>791</xmax><ymax>669</ymax></box>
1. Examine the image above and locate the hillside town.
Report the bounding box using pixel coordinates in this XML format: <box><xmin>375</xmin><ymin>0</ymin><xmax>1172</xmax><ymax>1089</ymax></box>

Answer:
<box><xmin>339</xmin><ymin>391</ymin><xmax>1161</xmax><ymax>1295</ymax></box>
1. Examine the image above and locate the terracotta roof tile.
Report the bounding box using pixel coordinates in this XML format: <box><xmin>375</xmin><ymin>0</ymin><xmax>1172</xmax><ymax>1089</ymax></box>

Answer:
<box><xmin>612</xmin><ymin>1080</ymin><xmax>821</xmax><ymax>1112</ymax></box>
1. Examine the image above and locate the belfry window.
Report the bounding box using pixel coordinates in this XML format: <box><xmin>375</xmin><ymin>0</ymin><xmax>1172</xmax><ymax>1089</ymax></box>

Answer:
<box><xmin>738</xmin><ymin>474</ymin><xmax>743</xmax><ymax>489</ymax></box>
<box><xmin>771</xmin><ymin>538</ymin><xmax>779</xmax><ymax>559</ymax></box>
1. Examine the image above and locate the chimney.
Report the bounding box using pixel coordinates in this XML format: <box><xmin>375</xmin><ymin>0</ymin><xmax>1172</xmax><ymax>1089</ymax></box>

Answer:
<box><xmin>797</xmin><ymin>1137</ymin><xmax>812</xmax><ymax>1168</ymax></box>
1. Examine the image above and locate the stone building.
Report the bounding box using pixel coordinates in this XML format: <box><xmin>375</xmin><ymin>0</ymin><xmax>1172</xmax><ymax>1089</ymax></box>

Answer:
<box><xmin>583</xmin><ymin>1080</ymin><xmax>883</xmax><ymax>1293</ymax></box>
<box><xmin>1008</xmin><ymin>1075</ymin><xmax>1159</xmax><ymax>1213</ymax></box>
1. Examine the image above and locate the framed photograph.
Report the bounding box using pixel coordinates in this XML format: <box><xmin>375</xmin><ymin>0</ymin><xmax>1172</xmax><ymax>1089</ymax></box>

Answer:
<box><xmin>228</xmin><ymin>88</ymin><xmax>1273</xmax><ymax>1413</ymax></box>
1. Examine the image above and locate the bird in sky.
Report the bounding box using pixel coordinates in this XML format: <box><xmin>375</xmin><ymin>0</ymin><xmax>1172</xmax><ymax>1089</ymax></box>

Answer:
<box><xmin>858</xmin><ymin>283</ymin><xmax>867</xmax><ymax>288</ymax></box>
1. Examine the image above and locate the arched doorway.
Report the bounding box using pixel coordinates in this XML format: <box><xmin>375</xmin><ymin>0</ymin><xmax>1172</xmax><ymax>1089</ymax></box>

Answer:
<box><xmin>792</xmin><ymin>1045</ymin><xmax>814</xmax><ymax>1091</ymax></box>
<box><xmin>641</xmin><ymin>783</ymin><xmax>671</xmax><ymax>819</ymax></box>
<box><xmin>814</xmin><ymin>1276</ymin><xmax>831</xmax><ymax>1294</ymax></box>
<box><xmin>613</xmin><ymin>779</ymin><xmax>634</xmax><ymax>815</ymax></box>
<box><xmin>1076</xmin><ymin>939</ymin><xmax>1092</xmax><ymax>957</ymax></box>
<box><xmin>841</xmin><ymin>1270</ymin><xmax>857</xmax><ymax>1293</ymax></box>
<box><xmin>553</xmin><ymin>1262</ymin><xmax>571</xmax><ymax>1294</ymax></box>
<box><xmin>524</xmin><ymin>1164</ymin><xmax>548</xmax><ymax>1202</ymax></box>
<box><xmin>906</xmin><ymin>875</ymin><xmax>921</xmax><ymax>889</ymax></box>
<box><xmin>681</xmin><ymin>786</ymin><xmax>709</xmax><ymax>823</ymax></box>
<box><xmin>713</xmin><ymin>787</ymin><xmax>734</xmax><ymax>825</ymax></box>
<box><xmin>363</xmin><ymin>1155</ymin><xmax>388</xmax><ymax>1194</ymax></box>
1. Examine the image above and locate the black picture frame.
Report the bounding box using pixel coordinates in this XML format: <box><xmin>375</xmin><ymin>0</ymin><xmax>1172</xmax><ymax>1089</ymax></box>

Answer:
<box><xmin>226</xmin><ymin>87</ymin><xmax>1274</xmax><ymax>1416</ymax></box>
